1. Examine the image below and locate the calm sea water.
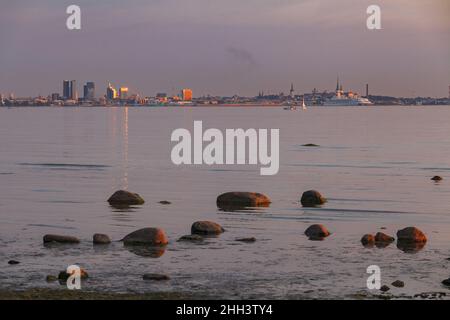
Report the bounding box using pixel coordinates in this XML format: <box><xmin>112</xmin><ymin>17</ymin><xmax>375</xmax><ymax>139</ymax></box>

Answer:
<box><xmin>1</xmin><ymin>106</ymin><xmax>450</xmax><ymax>299</ymax></box>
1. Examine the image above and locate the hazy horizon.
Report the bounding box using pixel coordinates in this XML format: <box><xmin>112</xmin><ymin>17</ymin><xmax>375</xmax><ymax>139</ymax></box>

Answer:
<box><xmin>1</xmin><ymin>0</ymin><xmax>449</xmax><ymax>98</ymax></box>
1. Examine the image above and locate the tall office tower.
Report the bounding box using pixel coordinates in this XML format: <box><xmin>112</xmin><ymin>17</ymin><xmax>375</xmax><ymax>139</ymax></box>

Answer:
<box><xmin>83</xmin><ymin>82</ymin><xmax>95</xmax><ymax>100</ymax></box>
<box><xmin>119</xmin><ymin>87</ymin><xmax>129</xmax><ymax>100</ymax></box>
<box><xmin>70</xmin><ymin>80</ymin><xmax>77</xmax><ymax>100</ymax></box>
<box><xmin>181</xmin><ymin>88</ymin><xmax>193</xmax><ymax>101</ymax></box>
<box><xmin>63</xmin><ymin>80</ymin><xmax>77</xmax><ymax>100</ymax></box>
<box><xmin>106</xmin><ymin>82</ymin><xmax>117</xmax><ymax>100</ymax></box>
<box><xmin>63</xmin><ymin>80</ymin><xmax>71</xmax><ymax>99</ymax></box>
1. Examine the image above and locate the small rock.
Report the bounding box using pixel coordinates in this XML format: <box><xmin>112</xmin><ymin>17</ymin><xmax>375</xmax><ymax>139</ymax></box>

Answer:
<box><xmin>58</xmin><ymin>268</ymin><xmax>88</xmax><ymax>281</ymax></box>
<box><xmin>380</xmin><ymin>285</ymin><xmax>390</xmax><ymax>292</ymax></box>
<box><xmin>235</xmin><ymin>237</ymin><xmax>256</xmax><ymax>243</ymax></box>
<box><xmin>46</xmin><ymin>275</ymin><xmax>57</xmax><ymax>282</ymax></box>
<box><xmin>8</xmin><ymin>260</ymin><xmax>20</xmax><ymax>265</ymax></box>
<box><xmin>442</xmin><ymin>278</ymin><xmax>450</xmax><ymax>287</ymax></box>
<box><xmin>158</xmin><ymin>200</ymin><xmax>171</xmax><ymax>205</ymax></box>
<box><xmin>143</xmin><ymin>273</ymin><xmax>170</xmax><ymax>281</ymax></box>
<box><xmin>397</xmin><ymin>227</ymin><xmax>427</xmax><ymax>243</ymax></box>
<box><xmin>300</xmin><ymin>190</ymin><xmax>326</xmax><ymax>207</ymax></box>
<box><xmin>375</xmin><ymin>232</ymin><xmax>395</xmax><ymax>243</ymax></box>
<box><xmin>122</xmin><ymin>228</ymin><xmax>168</xmax><ymax>245</ymax></box>
<box><xmin>93</xmin><ymin>233</ymin><xmax>111</xmax><ymax>244</ymax></box>
<box><xmin>391</xmin><ymin>280</ymin><xmax>405</xmax><ymax>288</ymax></box>
<box><xmin>431</xmin><ymin>176</ymin><xmax>443</xmax><ymax>181</ymax></box>
<box><xmin>107</xmin><ymin>190</ymin><xmax>145</xmax><ymax>206</ymax></box>
<box><xmin>217</xmin><ymin>192</ymin><xmax>271</xmax><ymax>208</ymax></box>
<box><xmin>305</xmin><ymin>224</ymin><xmax>330</xmax><ymax>240</ymax></box>
<box><xmin>177</xmin><ymin>234</ymin><xmax>204</xmax><ymax>242</ymax></box>
<box><xmin>191</xmin><ymin>221</ymin><xmax>225</xmax><ymax>235</ymax></box>
<box><xmin>361</xmin><ymin>234</ymin><xmax>375</xmax><ymax>246</ymax></box>
<box><xmin>43</xmin><ymin>234</ymin><xmax>80</xmax><ymax>244</ymax></box>
<box><xmin>302</xmin><ymin>143</ymin><xmax>320</xmax><ymax>147</ymax></box>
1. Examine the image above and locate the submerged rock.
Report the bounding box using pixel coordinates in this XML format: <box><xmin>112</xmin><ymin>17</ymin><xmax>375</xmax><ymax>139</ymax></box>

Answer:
<box><xmin>431</xmin><ymin>176</ymin><xmax>443</xmax><ymax>181</ymax></box>
<box><xmin>143</xmin><ymin>273</ymin><xmax>170</xmax><ymax>281</ymax></box>
<box><xmin>300</xmin><ymin>190</ymin><xmax>326</xmax><ymax>207</ymax></box>
<box><xmin>375</xmin><ymin>232</ymin><xmax>395</xmax><ymax>243</ymax></box>
<box><xmin>177</xmin><ymin>234</ymin><xmax>204</xmax><ymax>242</ymax></box>
<box><xmin>93</xmin><ymin>233</ymin><xmax>111</xmax><ymax>245</ymax></box>
<box><xmin>122</xmin><ymin>228</ymin><xmax>168</xmax><ymax>245</ymax></box>
<box><xmin>158</xmin><ymin>200</ymin><xmax>171</xmax><ymax>205</ymax></box>
<box><xmin>216</xmin><ymin>192</ymin><xmax>271</xmax><ymax>208</ymax></box>
<box><xmin>442</xmin><ymin>278</ymin><xmax>450</xmax><ymax>287</ymax></box>
<box><xmin>235</xmin><ymin>237</ymin><xmax>256</xmax><ymax>243</ymax></box>
<box><xmin>107</xmin><ymin>190</ymin><xmax>145</xmax><ymax>206</ymax></box>
<box><xmin>361</xmin><ymin>234</ymin><xmax>375</xmax><ymax>247</ymax></box>
<box><xmin>305</xmin><ymin>224</ymin><xmax>330</xmax><ymax>240</ymax></box>
<box><xmin>191</xmin><ymin>221</ymin><xmax>224</xmax><ymax>235</ymax></box>
<box><xmin>43</xmin><ymin>234</ymin><xmax>80</xmax><ymax>244</ymax></box>
<box><xmin>302</xmin><ymin>143</ymin><xmax>320</xmax><ymax>147</ymax></box>
<box><xmin>380</xmin><ymin>285</ymin><xmax>390</xmax><ymax>292</ymax></box>
<box><xmin>8</xmin><ymin>260</ymin><xmax>20</xmax><ymax>265</ymax></box>
<box><xmin>392</xmin><ymin>280</ymin><xmax>405</xmax><ymax>288</ymax></box>
<box><xmin>45</xmin><ymin>275</ymin><xmax>57</xmax><ymax>282</ymax></box>
<box><xmin>397</xmin><ymin>227</ymin><xmax>427</xmax><ymax>243</ymax></box>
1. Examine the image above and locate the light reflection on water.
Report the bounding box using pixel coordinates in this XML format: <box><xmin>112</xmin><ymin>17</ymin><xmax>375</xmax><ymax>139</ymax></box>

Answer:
<box><xmin>0</xmin><ymin>106</ymin><xmax>450</xmax><ymax>299</ymax></box>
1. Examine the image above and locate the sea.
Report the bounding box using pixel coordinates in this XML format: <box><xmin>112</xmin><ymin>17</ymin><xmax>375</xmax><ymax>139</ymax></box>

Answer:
<box><xmin>0</xmin><ymin>105</ymin><xmax>450</xmax><ymax>299</ymax></box>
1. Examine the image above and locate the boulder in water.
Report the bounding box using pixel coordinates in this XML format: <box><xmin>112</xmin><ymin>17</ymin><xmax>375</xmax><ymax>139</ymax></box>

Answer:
<box><xmin>107</xmin><ymin>190</ymin><xmax>145</xmax><ymax>206</ymax></box>
<box><xmin>191</xmin><ymin>221</ymin><xmax>225</xmax><ymax>235</ymax></box>
<box><xmin>216</xmin><ymin>192</ymin><xmax>271</xmax><ymax>208</ymax></box>
<box><xmin>304</xmin><ymin>224</ymin><xmax>330</xmax><ymax>240</ymax></box>
<box><xmin>300</xmin><ymin>190</ymin><xmax>326</xmax><ymax>207</ymax></box>
<box><xmin>43</xmin><ymin>234</ymin><xmax>80</xmax><ymax>244</ymax></box>
<box><xmin>122</xmin><ymin>228</ymin><xmax>168</xmax><ymax>245</ymax></box>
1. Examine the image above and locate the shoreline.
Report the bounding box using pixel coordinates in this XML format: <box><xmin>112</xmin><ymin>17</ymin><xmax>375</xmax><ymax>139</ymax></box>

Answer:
<box><xmin>0</xmin><ymin>288</ymin><xmax>207</xmax><ymax>300</ymax></box>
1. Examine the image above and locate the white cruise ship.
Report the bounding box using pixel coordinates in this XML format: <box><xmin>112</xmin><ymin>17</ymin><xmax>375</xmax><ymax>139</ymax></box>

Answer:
<box><xmin>322</xmin><ymin>78</ymin><xmax>373</xmax><ymax>106</ymax></box>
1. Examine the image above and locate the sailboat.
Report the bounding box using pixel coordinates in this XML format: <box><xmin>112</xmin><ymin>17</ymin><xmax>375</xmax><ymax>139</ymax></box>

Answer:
<box><xmin>302</xmin><ymin>96</ymin><xmax>307</xmax><ymax>110</ymax></box>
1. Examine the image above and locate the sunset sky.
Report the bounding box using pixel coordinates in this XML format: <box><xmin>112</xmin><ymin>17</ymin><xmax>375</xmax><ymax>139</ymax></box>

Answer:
<box><xmin>0</xmin><ymin>0</ymin><xmax>449</xmax><ymax>97</ymax></box>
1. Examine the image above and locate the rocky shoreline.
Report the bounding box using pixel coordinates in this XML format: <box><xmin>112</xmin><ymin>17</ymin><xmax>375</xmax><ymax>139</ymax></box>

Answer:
<box><xmin>5</xmin><ymin>186</ymin><xmax>450</xmax><ymax>299</ymax></box>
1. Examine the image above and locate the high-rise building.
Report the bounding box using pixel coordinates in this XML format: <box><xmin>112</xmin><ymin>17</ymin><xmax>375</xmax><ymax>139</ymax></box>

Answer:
<box><xmin>63</xmin><ymin>80</ymin><xmax>71</xmax><ymax>99</ymax></box>
<box><xmin>106</xmin><ymin>82</ymin><xmax>117</xmax><ymax>100</ymax></box>
<box><xmin>63</xmin><ymin>80</ymin><xmax>77</xmax><ymax>100</ymax></box>
<box><xmin>70</xmin><ymin>80</ymin><xmax>77</xmax><ymax>101</ymax></box>
<box><xmin>83</xmin><ymin>82</ymin><xmax>95</xmax><ymax>100</ymax></box>
<box><xmin>181</xmin><ymin>88</ymin><xmax>193</xmax><ymax>101</ymax></box>
<box><xmin>119</xmin><ymin>87</ymin><xmax>129</xmax><ymax>100</ymax></box>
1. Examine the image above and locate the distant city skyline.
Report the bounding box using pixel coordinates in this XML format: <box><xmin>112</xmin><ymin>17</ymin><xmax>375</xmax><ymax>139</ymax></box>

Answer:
<box><xmin>0</xmin><ymin>0</ymin><xmax>449</xmax><ymax>98</ymax></box>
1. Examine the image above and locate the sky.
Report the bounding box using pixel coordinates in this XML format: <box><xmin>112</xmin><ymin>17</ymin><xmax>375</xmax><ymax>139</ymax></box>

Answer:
<box><xmin>0</xmin><ymin>0</ymin><xmax>449</xmax><ymax>98</ymax></box>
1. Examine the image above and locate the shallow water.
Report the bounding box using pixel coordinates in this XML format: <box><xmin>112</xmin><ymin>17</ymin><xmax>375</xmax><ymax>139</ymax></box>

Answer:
<box><xmin>1</xmin><ymin>106</ymin><xmax>450</xmax><ymax>299</ymax></box>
